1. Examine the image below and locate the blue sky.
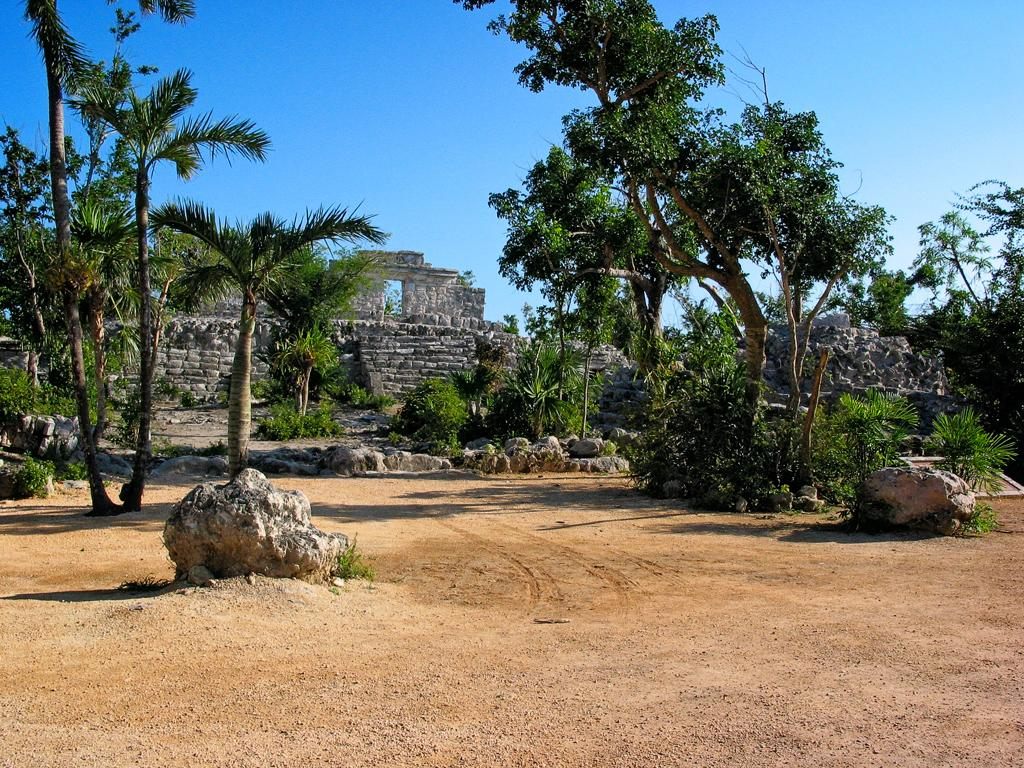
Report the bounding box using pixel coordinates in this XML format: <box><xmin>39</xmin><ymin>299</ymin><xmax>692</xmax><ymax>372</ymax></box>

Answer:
<box><xmin>3</xmin><ymin>1</ymin><xmax>1023</xmax><ymax>325</ymax></box>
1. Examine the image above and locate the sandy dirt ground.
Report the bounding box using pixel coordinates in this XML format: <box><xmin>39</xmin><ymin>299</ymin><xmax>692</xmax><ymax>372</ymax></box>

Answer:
<box><xmin>1</xmin><ymin>474</ymin><xmax>1022</xmax><ymax>768</ymax></box>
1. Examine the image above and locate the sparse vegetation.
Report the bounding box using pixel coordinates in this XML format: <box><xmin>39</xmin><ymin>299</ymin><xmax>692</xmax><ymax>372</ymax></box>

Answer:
<box><xmin>256</xmin><ymin>403</ymin><xmax>344</xmax><ymax>441</ymax></box>
<box><xmin>333</xmin><ymin>539</ymin><xmax>375</xmax><ymax>582</ymax></box>
<box><xmin>13</xmin><ymin>458</ymin><xmax>55</xmax><ymax>499</ymax></box>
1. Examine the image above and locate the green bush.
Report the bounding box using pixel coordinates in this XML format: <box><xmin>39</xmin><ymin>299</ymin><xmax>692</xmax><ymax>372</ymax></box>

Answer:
<box><xmin>255</xmin><ymin>403</ymin><xmax>344</xmax><ymax>441</ymax></box>
<box><xmin>57</xmin><ymin>461</ymin><xmax>88</xmax><ymax>481</ymax></box>
<box><xmin>392</xmin><ymin>378</ymin><xmax>468</xmax><ymax>454</ymax></box>
<box><xmin>926</xmin><ymin>408</ymin><xmax>1016</xmax><ymax>493</ymax></box>
<box><xmin>179</xmin><ymin>390</ymin><xmax>199</xmax><ymax>408</ymax></box>
<box><xmin>333</xmin><ymin>539</ymin><xmax>375</xmax><ymax>581</ymax></box>
<box><xmin>0</xmin><ymin>369</ymin><xmax>36</xmax><ymax>421</ymax></box>
<box><xmin>812</xmin><ymin>390</ymin><xmax>918</xmax><ymax>520</ymax></box>
<box><xmin>628</xmin><ymin>360</ymin><xmax>798</xmax><ymax>510</ymax></box>
<box><xmin>13</xmin><ymin>458</ymin><xmax>55</xmax><ymax>498</ymax></box>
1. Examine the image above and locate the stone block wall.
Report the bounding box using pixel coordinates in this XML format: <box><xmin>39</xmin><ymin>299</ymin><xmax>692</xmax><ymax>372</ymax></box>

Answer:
<box><xmin>353</xmin><ymin>250</ymin><xmax>485</xmax><ymax>323</ymax></box>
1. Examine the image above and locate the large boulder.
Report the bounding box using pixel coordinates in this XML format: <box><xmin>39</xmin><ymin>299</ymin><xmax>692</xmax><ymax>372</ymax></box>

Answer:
<box><xmin>151</xmin><ymin>454</ymin><xmax>228</xmax><ymax>478</ymax></box>
<box><xmin>382</xmin><ymin>451</ymin><xmax>452</xmax><ymax>472</ymax></box>
<box><xmin>861</xmin><ymin>467</ymin><xmax>976</xmax><ymax>535</ymax></box>
<box><xmin>325</xmin><ymin>446</ymin><xmax>386</xmax><ymax>476</ymax></box>
<box><xmin>164</xmin><ymin>469</ymin><xmax>348</xmax><ymax>583</ymax></box>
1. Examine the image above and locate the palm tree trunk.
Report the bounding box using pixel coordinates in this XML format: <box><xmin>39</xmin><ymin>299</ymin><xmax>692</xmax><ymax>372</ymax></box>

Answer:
<box><xmin>64</xmin><ymin>291</ymin><xmax>121</xmax><ymax>515</ymax></box>
<box><xmin>299</xmin><ymin>365</ymin><xmax>312</xmax><ymax>416</ymax></box>
<box><xmin>88</xmin><ymin>290</ymin><xmax>109</xmax><ymax>441</ymax></box>
<box><xmin>228</xmin><ymin>297</ymin><xmax>256</xmax><ymax>478</ymax></box>
<box><xmin>42</xmin><ymin>26</ymin><xmax>120</xmax><ymax>515</ymax></box>
<box><xmin>120</xmin><ymin>169</ymin><xmax>154</xmax><ymax>512</ymax></box>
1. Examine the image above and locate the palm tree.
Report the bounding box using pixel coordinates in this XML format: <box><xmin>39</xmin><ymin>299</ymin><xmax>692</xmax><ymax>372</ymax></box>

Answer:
<box><xmin>70</xmin><ymin>196</ymin><xmax>135</xmax><ymax>440</ymax></box>
<box><xmin>74</xmin><ymin>68</ymin><xmax>270</xmax><ymax>510</ymax></box>
<box><xmin>25</xmin><ymin>0</ymin><xmax>196</xmax><ymax>515</ymax></box>
<box><xmin>152</xmin><ymin>201</ymin><xmax>386</xmax><ymax>477</ymax></box>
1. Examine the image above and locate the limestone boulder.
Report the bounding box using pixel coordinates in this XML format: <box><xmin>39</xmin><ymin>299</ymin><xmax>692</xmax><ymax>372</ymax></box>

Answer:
<box><xmin>861</xmin><ymin>467</ymin><xmax>975</xmax><ymax>535</ymax></box>
<box><xmin>382</xmin><ymin>451</ymin><xmax>452</xmax><ymax>472</ymax></box>
<box><xmin>326</xmin><ymin>446</ymin><xmax>386</xmax><ymax>476</ymax></box>
<box><xmin>164</xmin><ymin>469</ymin><xmax>347</xmax><ymax>582</ymax></box>
<box><xmin>151</xmin><ymin>455</ymin><xmax>228</xmax><ymax>478</ymax></box>
<box><xmin>569</xmin><ymin>438</ymin><xmax>604</xmax><ymax>459</ymax></box>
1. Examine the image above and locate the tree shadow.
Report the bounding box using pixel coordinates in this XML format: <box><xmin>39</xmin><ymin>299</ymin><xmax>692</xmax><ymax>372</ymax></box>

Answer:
<box><xmin>0</xmin><ymin>502</ymin><xmax>172</xmax><ymax>536</ymax></box>
<box><xmin>4</xmin><ymin>581</ymin><xmax>178</xmax><ymax>603</ymax></box>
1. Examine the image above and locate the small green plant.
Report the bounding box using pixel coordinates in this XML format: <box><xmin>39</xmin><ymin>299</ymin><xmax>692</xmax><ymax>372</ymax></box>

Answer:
<box><xmin>601</xmin><ymin>440</ymin><xmax>618</xmax><ymax>456</ymax></box>
<box><xmin>0</xmin><ymin>368</ymin><xmax>35</xmax><ymax>421</ymax></box>
<box><xmin>57</xmin><ymin>461</ymin><xmax>88</xmax><ymax>481</ymax></box>
<box><xmin>926</xmin><ymin>408</ymin><xmax>1016</xmax><ymax>494</ymax></box>
<box><xmin>961</xmin><ymin>502</ymin><xmax>999</xmax><ymax>535</ymax></box>
<box><xmin>346</xmin><ymin>384</ymin><xmax>395</xmax><ymax>411</ymax></box>
<box><xmin>333</xmin><ymin>539</ymin><xmax>375</xmax><ymax>581</ymax></box>
<box><xmin>256</xmin><ymin>403</ymin><xmax>344</xmax><ymax>441</ymax></box>
<box><xmin>392</xmin><ymin>378</ymin><xmax>468</xmax><ymax>454</ymax></box>
<box><xmin>13</xmin><ymin>458</ymin><xmax>55</xmax><ymax>498</ymax></box>
<box><xmin>156</xmin><ymin>377</ymin><xmax>183</xmax><ymax>401</ymax></box>
<box><xmin>179</xmin><ymin>390</ymin><xmax>199</xmax><ymax>408</ymax></box>
<box><xmin>388</xmin><ymin>431</ymin><xmax>403</xmax><ymax>446</ymax></box>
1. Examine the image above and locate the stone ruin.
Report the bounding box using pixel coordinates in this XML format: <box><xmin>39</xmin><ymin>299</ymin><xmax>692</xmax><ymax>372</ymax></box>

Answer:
<box><xmin>0</xmin><ymin>245</ymin><xmax>957</xmax><ymax>429</ymax></box>
<box><xmin>154</xmin><ymin>250</ymin><xmax>519</xmax><ymax>399</ymax></box>
<box><xmin>596</xmin><ymin>314</ymin><xmax>956</xmax><ymax>433</ymax></box>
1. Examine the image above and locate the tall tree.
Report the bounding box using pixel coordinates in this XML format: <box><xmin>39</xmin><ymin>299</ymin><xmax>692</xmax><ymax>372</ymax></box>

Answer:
<box><xmin>460</xmin><ymin>1</ymin><xmax>889</xmax><ymax>416</ymax></box>
<box><xmin>152</xmin><ymin>201</ymin><xmax>386</xmax><ymax>477</ymax></box>
<box><xmin>0</xmin><ymin>127</ymin><xmax>53</xmax><ymax>386</ymax></box>
<box><xmin>24</xmin><ymin>0</ymin><xmax>194</xmax><ymax>515</ymax></box>
<box><xmin>74</xmin><ymin>68</ymin><xmax>271</xmax><ymax>510</ymax></box>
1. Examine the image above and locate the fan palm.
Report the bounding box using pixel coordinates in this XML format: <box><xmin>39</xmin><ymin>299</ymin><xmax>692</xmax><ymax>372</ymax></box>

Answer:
<box><xmin>73</xmin><ymin>68</ymin><xmax>270</xmax><ymax>509</ymax></box>
<box><xmin>152</xmin><ymin>200</ymin><xmax>386</xmax><ymax>477</ymax></box>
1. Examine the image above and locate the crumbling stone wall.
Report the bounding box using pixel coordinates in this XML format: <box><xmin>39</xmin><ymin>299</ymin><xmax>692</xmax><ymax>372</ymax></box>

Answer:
<box><xmin>353</xmin><ymin>251</ymin><xmax>486</xmax><ymax>325</ymax></box>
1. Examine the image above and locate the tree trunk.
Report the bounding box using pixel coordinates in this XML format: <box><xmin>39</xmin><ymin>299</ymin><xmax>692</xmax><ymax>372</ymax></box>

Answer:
<box><xmin>65</xmin><ymin>291</ymin><xmax>122</xmax><ymax>516</ymax></box>
<box><xmin>799</xmin><ymin>348</ymin><xmax>830</xmax><ymax>483</ymax></box>
<box><xmin>228</xmin><ymin>297</ymin><xmax>256</xmax><ymax>478</ymax></box>
<box><xmin>120</xmin><ymin>169</ymin><xmax>153</xmax><ymax>512</ymax></box>
<box><xmin>43</xmin><ymin>25</ymin><xmax>119</xmax><ymax>515</ymax></box>
<box><xmin>300</xmin><ymin>365</ymin><xmax>312</xmax><ymax>416</ymax></box>
<box><xmin>581</xmin><ymin>347</ymin><xmax>593</xmax><ymax>437</ymax></box>
<box><xmin>88</xmin><ymin>290</ymin><xmax>108</xmax><ymax>441</ymax></box>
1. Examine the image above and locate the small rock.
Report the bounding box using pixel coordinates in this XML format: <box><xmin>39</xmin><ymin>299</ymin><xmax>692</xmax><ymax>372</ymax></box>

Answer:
<box><xmin>187</xmin><ymin>564</ymin><xmax>215</xmax><ymax>586</ymax></box>
<box><xmin>734</xmin><ymin>497</ymin><xmax>749</xmax><ymax>513</ymax></box>
<box><xmin>331</xmin><ymin>577</ymin><xmax>345</xmax><ymax>588</ymax></box>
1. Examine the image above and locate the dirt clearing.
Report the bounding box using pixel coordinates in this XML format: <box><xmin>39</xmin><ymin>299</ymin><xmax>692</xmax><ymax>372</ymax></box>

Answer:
<box><xmin>1</xmin><ymin>475</ymin><xmax>1022</xmax><ymax>767</ymax></box>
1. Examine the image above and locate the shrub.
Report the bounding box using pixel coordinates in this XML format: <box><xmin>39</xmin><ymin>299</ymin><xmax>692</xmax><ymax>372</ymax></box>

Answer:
<box><xmin>392</xmin><ymin>378</ymin><xmax>467</xmax><ymax>454</ymax></box>
<box><xmin>179</xmin><ymin>390</ymin><xmax>199</xmax><ymax>408</ymax></box>
<box><xmin>812</xmin><ymin>390</ymin><xmax>919</xmax><ymax>520</ymax></box>
<box><xmin>0</xmin><ymin>369</ymin><xmax>36</xmax><ymax>421</ymax></box>
<box><xmin>629</xmin><ymin>361</ymin><xmax>798</xmax><ymax>509</ymax></box>
<box><xmin>255</xmin><ymin>403</ymin><xmax>344</xmax><ymax>441</ymax></box>
<box><xmin>961</xmin><ymin>502</ymin><xmax>999</xmax><ymax>535</ymax></box>
<box><xmin>333</xmin><ymin>539</ymin><xmax>374</xmax><ymax>581</ymax></box>
<box><xmin>13</xmin><ymin>458</ymin><xmax>55</xmax><ymax>498</ymax></box>
<box><xmin>57</xmin><ymin>461</ymin><xmax>88</xmax><ymax>481</ymax></box>
<box><xmin>486</xmin><ymin>344</ymin><xmax>585</xmax><ymax>440</ymax></box>
<box><xmin>926</xmin><ymin>408</ymin><xmax>1016</xmax><ymax>493</ymax></box>
<box><xmin>629</xmin><ymin>310</ymin><xmax>799</xmax><ymax>510</ymax></box>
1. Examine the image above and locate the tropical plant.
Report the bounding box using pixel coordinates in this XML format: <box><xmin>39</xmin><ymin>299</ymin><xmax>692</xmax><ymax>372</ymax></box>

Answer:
<box><xmin>487</xmin><ymin>343</ymin><xmax>584</xmax><ymax>440</ymax></box>
<box><xmin>73</xmin><ymin>67</ymin><xmax>270</xmax><ymax>508</ymax></box>
<box><xmin>13</xmin><ymin>458</ymin><xmax>55</xmax><ymax>498</ymax></box>
<box><xmin>255</xmin><ymin>402</ymin><xmax>343</xmax><ymax>441</ymax></box>
<box><xmin>24</xmin><ymin>0</ymin><xmax>197</xmax><ymax>516</ymax></box>
<box><xmin>272</xmin><ymin>326</ymin><xmax>338</xmax><ymax>416</ymax></box>
<box><xmin>816</xmin><ymin>391</ymin><xmax>919</xmax><ymax>521</ymax></box>
<box><xmin>392</xmin><ymin>378</ymin><xmax>468</xmax><ymax>455</ymax></box>
<box><xmin>152</xmin><ymin>201</ymin><xmax>385</xmax><ymax>477</ymax></box>
<box><xmin>926</xmin><ymin>409</ymin><xmax>1016</xmax><ymax>494</ymax></box>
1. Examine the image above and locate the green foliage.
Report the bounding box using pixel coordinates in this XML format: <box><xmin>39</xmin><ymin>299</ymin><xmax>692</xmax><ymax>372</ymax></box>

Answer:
<box><xmin>926</xmin><ymin>409</ymin><xmax>1016</xmax><ymax>493</ymax></box>
<box><xmin>179</xmin><ymin>390</ymin><xmax>198</xmax><ymax>408</ymax></box>
<box><xmin>330</xmin><ymin>379</ymin><xmax>395</xmax><ymax>411</ymax></box>
<box><xmin>961</xmin><ymin>503</ymin><xmax>999</xmax><ymax>535</ymax></box>
<box><xmin>0</xmin><ymin>369</ymin><xmax>36</xmax><ymax>422</ymax></box>
<box><xmin>255</xmin><ymin>403</ymin><xmax>344</xmax><ymax>441</ymax></box>
<box><xmin>333</xmin><ymin>539</ymin><xmax>375</xmax><ymax>582</ymax></box>
<box><xmin>486</xmin><ymin>343</ymin><xmax>586</xmax><ymax>440</ymax></box>
<box><xmin>13</xmin><ymin>458</ymin><xmax>55</xmax><ymax>499</ymax></box>
<box><xmin>501</xmin><ymin>314</ymin><xmax>520</xmax><ymax>335</ymax></box>
<box><xmin>109</xmin><ymin>379</ymin><xmax>141</xmax><ymax>448</ymax></box>
<box><xmin>814</xmin><ymin>391</ymin><xmax>919</xmax><ymax>519</ymax></box>
<box><xmin>629</xmin><ymin>317</ymin><xmax>799</xmax><ymax>509</ymax></box>
<box><xmin>392</xmin><ymin>379</ymin><xmax>468</xmax><ymax>454</ymax></box>
<box><xmin>57</xmin><ymin>461</ymin><xmax>88</xmax><ymax>481</ymax></box>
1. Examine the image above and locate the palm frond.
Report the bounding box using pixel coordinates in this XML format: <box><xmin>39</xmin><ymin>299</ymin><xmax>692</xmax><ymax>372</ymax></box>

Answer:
<box><xmin>151</xmin><ymin>199</ymin><xmax>236</xmax><ymax>258</ymax></box>
<box><xmin>25</xmin><ymin>0</ymin><xmax>92</xmax><ymax>88</ymax></box>
<box><xmin>138</xmin><ymin>0</ymin><xmax>196</xmax><ymax>23</ymax></box>
<box><xmin>155</xmin><ymin>112</ymin><xmax>271</xmax><ymax>178</ymax></box>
